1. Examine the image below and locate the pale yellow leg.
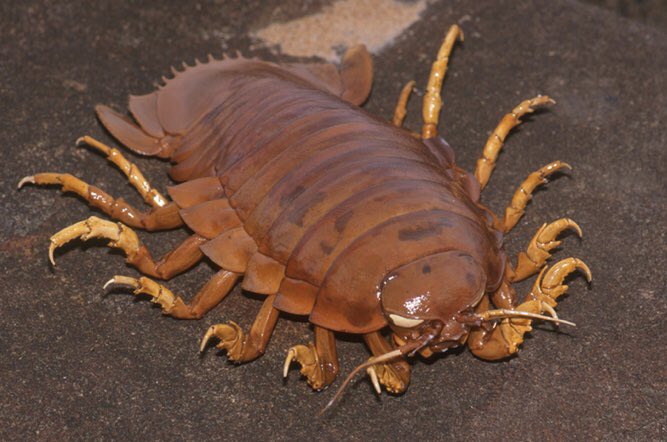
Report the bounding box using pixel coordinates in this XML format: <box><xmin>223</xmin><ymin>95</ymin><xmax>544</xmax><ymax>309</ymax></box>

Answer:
<box><xmin>47</xmin><ymin>215</ymin><xmax>199</xmax><ymax>279</ymax></box>
<box><xmin>513</xmin><ymin>218</ymin><xmax>583</xmax><ymax>281</ymax></box>
<box><xmin>105</xmin><ymin>271</ymin><xmax>239</xmax><ymax>319</ymax></box>
<box><xmin>282</xmin><ymin>326</ymin><xmax>339</xmax><ymax>390</ymax></box>
<box><xmin>363</xmin><ymin>332</ymin><xmax>410</xmax><ymax>394</ymax></box>
<box><xmin>475</xmin><ymin>96</ymin><xmax>555</xmax><ymax>190</ymax></box>
<box><xmin>77</xmin><ymin>135</ymin><xmax>168</xmax><ymax>207</ymax></box>
<box><xmin>200</xmin><ymin>295</ymin><xmax>280</xmax><ymax>363</ymax></box>
<box><xmin>469</xmin><ymin>257</ymin><xmax>591</xmax><ymax>361</ymax></box>
<box><xmin>19</xmin><ymin>135</ymin><xmax>177</xmax><ymax>229</ymax></box>
<box><xmin>503</xmin><ymin>160</ymin><xmax>572</xmax><ymax>233</ymax></box>
<box><xmin>392</xmin><ymin>80</ymin><xmax>415</xmax><ymax>128</ymax></box>
<box><xmin>48</xmin><ymin>216</ymin><xmax>141</xmax><ymax>266</ymax></box>
<box><xmin>18</xmin><ymin>173</ymin><xmax>181</xmax><ymax>230</ymax></box>
<box><xmin>421</xmin><ymin>25</ymin><xmax>464</xmax><ymax>139</ymax></box>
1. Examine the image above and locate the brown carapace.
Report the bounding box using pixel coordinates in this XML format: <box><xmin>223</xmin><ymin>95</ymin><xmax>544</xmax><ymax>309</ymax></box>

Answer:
<box><xmin>20</xmin><ymin>25</ymin><xmax>591</xmax><ymax>407</ymax></box>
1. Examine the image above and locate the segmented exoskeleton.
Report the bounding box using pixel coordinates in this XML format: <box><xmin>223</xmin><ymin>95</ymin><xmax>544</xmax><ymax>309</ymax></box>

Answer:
<box><xmin>20</xmin><ymin>25</ymin><xmax>590</xmax><ymax>406</ymax></box>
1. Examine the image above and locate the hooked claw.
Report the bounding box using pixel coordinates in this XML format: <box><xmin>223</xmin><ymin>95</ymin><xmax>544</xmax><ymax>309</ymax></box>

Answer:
<box><xmin>103</xmin><ymin>275</ymin><xmax>138</xmax><ymax>291</ymax></box>
<box><xmin>282</xmin><ymin>344</ymin><xmax>326</xmax><ymax>390</ymax></box>
<box><xmin>103</xmin><ymin>275</ymin><xmax>179</xmax><ymax>313</ymax></box>
<box><xmin>533</xmin><ymin>257</ymin><xmax>592</xmax><ymax>306</ymax></box>
<box><xmin>48</xmin><ymin>216</ymin><xmax>140</xmax><ymax>266</ymax></box>
<box><xmin>366</xmin><ymin>365</ymin><xmax>382</xmax><ymax>395</ymax></box>
<box><xmin>469</xmin><ymin>257</ymin><xmax>590</xmax><ymax>361</ymax></box>
<box><xmin>503</xmin><ymin>161</ymin><xmax>573</xmax><ymax>232</ymax></box>
<box><xmin>511</xmin><ymin>95</ymin><xmax>556</xmax><ymax>118</ymax></box>
<box><xmin>531</xmin><ymin>218</ymin><xmax>582</xmax><ymax>258</ymax></box>
<box><xmin>200</xmin><ymin>322</ymin><xmax>244</xmax><ymax>361</ymax></box>
<box><xmin>17</xmin><ymin>175</ymin><xmax>36</xmax><ymax>189</ymax></box>
<box><xmin>513</xmin><ymin>218</ymin><xmax>584</xmax><ymax>282</ymax></box>
<box><xmin>364</xmin><ymin>360</ymin><xmax>408</xmax><ymax>395</ymax></box>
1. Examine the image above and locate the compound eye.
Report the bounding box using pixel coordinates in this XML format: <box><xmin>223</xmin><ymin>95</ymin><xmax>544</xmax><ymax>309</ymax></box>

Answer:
<box><xmin>389</xmin><ymin>314</ymin><xmax>424</xmax><ymax>328</ymax></box>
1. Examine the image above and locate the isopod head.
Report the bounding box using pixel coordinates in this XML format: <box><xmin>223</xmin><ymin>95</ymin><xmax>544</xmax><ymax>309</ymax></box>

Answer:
<box><xmin>380</xmin><ymin>251</ymin><xmax>487</xmax><ymax>353</ymax></box>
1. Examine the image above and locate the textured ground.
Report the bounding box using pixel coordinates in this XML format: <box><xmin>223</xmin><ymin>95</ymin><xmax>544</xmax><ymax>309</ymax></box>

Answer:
<box><xmin>1</xmin><ymin>0</ymin><xmax>665</xmax><ymax>440</ymax></box>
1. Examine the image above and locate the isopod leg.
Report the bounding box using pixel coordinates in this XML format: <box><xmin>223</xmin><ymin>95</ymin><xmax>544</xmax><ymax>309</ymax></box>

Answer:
<box><xmin>421</xmin><ymin>24</ymin><xmax>463</xmax><ymax>139</ymax></box>
<box><xmin>502</xmin><ymin>160</ymin><xmax>572</xmax><ymax>233</ymax></box>
<box><xmin>201</xmin><ymin>295</ymin><xmax>279</xmax><ymax>362</ymax></box>
<box><xmin>512</xmin><ymin>218</ymin><xmax>583</xmax><ymax>282</ymax></box>
<box><xmin>49</xmin><ymin>216</ymin><xmax>204</xmax><ymax>279</ymax></box>
<box><xmin>392</xmin><ymin>80</ymin><xmax>415</xmax><ymax>128</ymax></box>
<box><xmin>469</xmin><ymin>258</ymin><xmax>591</xmax><ymax>361</ymax></box>
<box><xmin>18</xmin><ymin>136</ymin><xmax>182</xmax><ymax>231</ymax></box>
<box><xmin>489</xmin><ymin>275</ymin><xmax>518</xmax><ymax>310</ymax></box>
<box><xmin>18</xmin><ymin>173</ymin><xmax>182</xmax><ymax>231</ymax></box>
<box><xmin>283</xmin><ymin>326</ymin><xmax>339</xmax><ymax>390</ymax></box>
<box><xmin>106</xmin><ymin>270</ymin><xmax>239</xmax><ymax>319</ymax></box>
<box><xmin>474</xmin><ymin>96</ymin><xmax>555</xmax><ymax>190</ymax></box>
<box><xmin>78</xmin><ymin>136</ymin><xmax>168</xmax><ymax>207</ymax></box>
<box><xmin>467</xmin><ymin>277</ymin><xmax>516</xmax><ymax>351</ymax></box>
<box><xmin>363</xmin><ymin>332</ymin><xmax>410</xmax><ymax>394</ymax></box>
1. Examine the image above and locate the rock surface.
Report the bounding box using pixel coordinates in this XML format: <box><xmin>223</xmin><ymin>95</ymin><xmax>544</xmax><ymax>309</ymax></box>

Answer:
<box><xmin>1</xmin><ymin>0</ymin><xmax>665</xmax><ymax>440</ymax></box>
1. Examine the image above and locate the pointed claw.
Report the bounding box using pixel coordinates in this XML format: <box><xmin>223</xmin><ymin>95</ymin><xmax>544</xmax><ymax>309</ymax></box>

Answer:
<box><xmin>76</xmin><ymin>135</ymin><xmax>110</xmax><ymax>155</ymax></box>
<box><xmin>17</xmin><ymin>175</ymin><xmax>35</xmax><ymax>189</ymax></box>
<box><xmin>545</xmin><ymin>257</ymin><xmax>592</xmax><ymax>286</ymax></box>
<box><xmin>533</xmin><ymin>95</ymin><xmax>554</xmax><ymax>107</ymax></box>
<box><xmin>200</xmin><ymin>325</ymin><xmax>216</xmax><ymax>353</ymax></box>
<box><xmin>504</xmin><ymin>161</ymin><xmax>575</xmax><ymax>233</ymax></box>
<box><xmin>103</xmin><ymin>277</ymin><xmax>116</xmax><ymax>290</ymax></box>
<box><xmin>541</xmin><ymin>160</ymin><xmax>572</xmax><ymax>178</ymax></box>
<box><xmin>48</xmin><ymin>217</ymin><xmax>139</xmax><ymax>267</ymax></box>
<box><xmin>581</xmin><ymin>262</ymin><xmax>593</xmax><ymax>283</ymax></box>
<box><xmin>48</xmin><ymin>217</ymin><xmax>106</xmax><ymax>265</ymax></box>
<box><xmin>564</xmin><ymin>219</ymin><xmax>583</xmax><ymax>239</ymax></box>
<box><xmin>538</xmin><ymin>218</ymin><xmax>583</xmax><ymax>245</ymax></box>
<box><xmin>101</xmin><ymin>275</ymin><xmax>178</xmax><ymax>314</ymax></box>
<box><xmin>199</xmin><ymin>322</ymin><xmax>243</xmax><ymax>359</ymax></box>
<box><xmin>103</xmin><ymin>275</ymin><xmax>139</xmax><ymax>291</ymax></box>
<box><xmin>366</xmin><ymin>366</ymin><xmax>382</xmax><ymax>395</ymax></box>
<box><xmin>16</xmin><ymin>173</ymin><xmax>90</xmax><ymax>198</ymax></box>
<box><xmin>532</xmin><ymin>257</ymin><xmax>592</xmax><ymax>304</ymax></box>
<box><xmin>514</xmin><ymin>218</ymin><xmax>585</xmax><ymax>282</ymax></box>
<box><xmin>282</xmin><ymin>344</ymin><xmax>325</xmax><ymax>389</ymax></box>
<box><xmin>539</xmin><ymin>301</ymin><xmax>567</xmax><ymax>327</ymax></box>
<box><xmin>535</xmin><ymin>95</ymin><xmax>557</xmax><ymax>106</ymax></box>
<box><xmin>48</xmin><ymin>218</ymin><xmax>103</xmax><ymax>265</ymax></box>
<box><xmin>48</xmin><ymin>242</ymin><xmax>57</xmax><ymax>266</ymax></box>
<box><xmin>541</xmin><ymin>301</ymin><xmax>559</xmax><ymax>321</ymax></box>
<box><xmin>513</xmin><ymin>95</ymin><xmax>555</xmax><ymax>118</ymax></box>
<box><xmin>532</xmin><ymin>95</ymin><xmax>553</xmax><ymax>106</ymax></box>
<box><xmin>283</xmin><ymin>348</ymin><xmax>296</xmax><ymax>378</ymax></box>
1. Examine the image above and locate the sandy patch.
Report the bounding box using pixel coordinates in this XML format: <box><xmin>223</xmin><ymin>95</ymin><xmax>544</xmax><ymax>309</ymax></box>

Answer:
<box><xmin>253</xmin><ymin>0</ymin><xmax>428</xmax><ymax>60</ymax></box>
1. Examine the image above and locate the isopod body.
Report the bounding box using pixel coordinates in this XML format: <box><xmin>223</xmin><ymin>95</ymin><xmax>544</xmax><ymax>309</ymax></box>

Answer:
<box><xmin>21</xmin><ymin>25</ymin><xmax>591</xmax><ymax>403</ymax></box>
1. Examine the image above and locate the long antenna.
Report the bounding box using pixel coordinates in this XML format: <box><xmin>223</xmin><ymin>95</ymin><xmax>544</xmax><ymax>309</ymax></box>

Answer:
<box><xmin>319</xmin><ymin>339</ymin><xmax>426</xmax><ymax>416</ymax></box>
<box><xmin>481</xmin><ymin>308</ymin><xmax>576</xmax><ymax>327</ymax></box>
